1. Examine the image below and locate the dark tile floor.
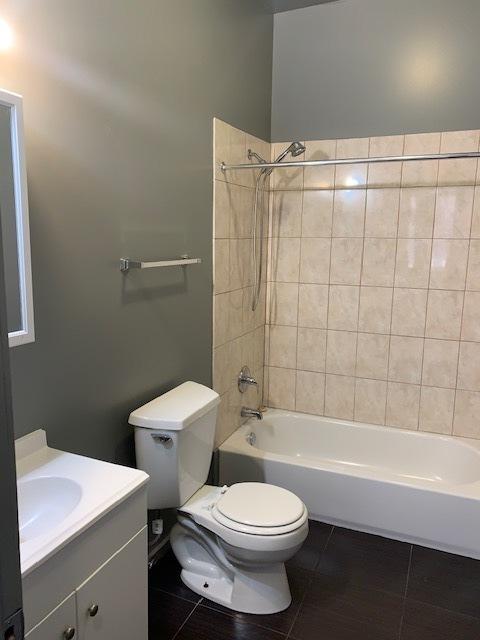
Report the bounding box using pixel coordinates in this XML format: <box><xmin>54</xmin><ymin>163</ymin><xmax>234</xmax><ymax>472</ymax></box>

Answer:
<box><xmin>149</xmin><ymin>521</ymin><xmax>480</xmax><ymax>640</ymax></box>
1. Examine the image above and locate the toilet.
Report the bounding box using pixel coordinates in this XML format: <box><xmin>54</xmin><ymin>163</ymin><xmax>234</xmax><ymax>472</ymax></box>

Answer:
<box><xmin>130</xmin><ymin>381</ymin><xmax>308</xmax><ymax>614</ymax></box>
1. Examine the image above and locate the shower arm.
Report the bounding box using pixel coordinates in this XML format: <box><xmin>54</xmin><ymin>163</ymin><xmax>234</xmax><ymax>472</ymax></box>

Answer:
<box><xmin>221</xmin><ymin>151</ymin><xmax>480</xmax><ymax>172</ymax></box>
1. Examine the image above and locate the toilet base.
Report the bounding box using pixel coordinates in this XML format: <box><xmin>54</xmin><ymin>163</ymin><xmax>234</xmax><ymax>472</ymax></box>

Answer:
<box><xmin>171</xmin><ymin>521</ymin><xmax>292</xmax><ymax>614</ymax></box>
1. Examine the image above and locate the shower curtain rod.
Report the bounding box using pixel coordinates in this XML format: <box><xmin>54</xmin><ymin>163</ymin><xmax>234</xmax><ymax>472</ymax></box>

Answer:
<box><xmin>221</xmin><ymin>151</ymin><xmax>480</xmax><ymax>172</ymax></box>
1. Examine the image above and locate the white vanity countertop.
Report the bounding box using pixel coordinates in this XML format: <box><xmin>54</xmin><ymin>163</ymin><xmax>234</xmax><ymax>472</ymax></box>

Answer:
<box><xmin>16</xmin><ymin>429</ymin><xmax>149</xmax><ymax>577</ymax></box>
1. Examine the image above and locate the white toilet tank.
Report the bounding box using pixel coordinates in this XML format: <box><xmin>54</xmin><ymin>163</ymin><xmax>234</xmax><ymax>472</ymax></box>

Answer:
<box><xmin>130</xmin><ymin>381</ymin><xmax>220</xmax><ymax>510</ymax></box>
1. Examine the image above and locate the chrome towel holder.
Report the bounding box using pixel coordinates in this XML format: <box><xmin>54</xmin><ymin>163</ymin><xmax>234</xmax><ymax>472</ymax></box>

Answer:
<box><xmin>120</xmin><ymin>255</ymin><xmax>201</xmax><ymax>272</ymax></box>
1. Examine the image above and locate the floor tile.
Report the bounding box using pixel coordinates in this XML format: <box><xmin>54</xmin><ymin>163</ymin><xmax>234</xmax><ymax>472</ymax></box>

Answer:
<box><xmin>290</xmin><ymin>574</ymin><xmax>403</xmax><ymax>640</ymax></box>
<box><xmin>401</xmin><ymin>598</ymin><xmax>480</xmax><ymax>640</ymax></box>
<box><xmin>175</xmin><ymin>606</ymin><xmax>286</xmax><ymax>640</ymax></box>
<box><xmin>200</xmin><ymin>565</ymin><xmax>311</xmax><ymax>634</ymax></box>
<box><xmin>287</xmin><ymin>520</ymin><xmax>333</xmax><ymax>571</ymax></box>
<box><xmin>407</xmin><ymin>545</ymin><xmax>480</xmax><ymax>618</ymax></box>
<box><xmin>149</xmin><ymin>549</ymin><xmax>202</xmax><ymax>603</ymax></box>
<box><xmin>148</xmin><ymin>591</ymin><xmax>196</xmax><ymax>640</ymax></box>
<box><xmin>316</xmin><ymin>526</ymin><xmax>411</xmax><ymax>595</ymax></box>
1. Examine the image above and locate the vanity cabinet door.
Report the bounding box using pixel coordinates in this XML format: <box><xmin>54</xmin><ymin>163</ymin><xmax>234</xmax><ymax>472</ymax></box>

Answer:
<box><xmin>76</xmin><ymin>527</ymin><xmax>147</xmax><ymax>640</ymax></box>
<box><xmin>25</xmin><ymin>592</ymin><xmax>77</xmax><ymax>640</ymax></box>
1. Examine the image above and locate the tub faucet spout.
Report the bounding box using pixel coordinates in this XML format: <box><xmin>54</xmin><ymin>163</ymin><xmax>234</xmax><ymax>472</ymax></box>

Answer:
<box><xmin>241</xmin><ymin>407</ymin><xmax>263</xmax><ymax>420</ymax></box>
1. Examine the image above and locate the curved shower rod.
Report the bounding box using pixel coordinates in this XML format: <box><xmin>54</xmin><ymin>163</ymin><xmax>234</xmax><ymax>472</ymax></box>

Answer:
<box><xmin>221</xmin><ymin>151</ymin><xmax>480</xmax><ymax>172</ymax></box>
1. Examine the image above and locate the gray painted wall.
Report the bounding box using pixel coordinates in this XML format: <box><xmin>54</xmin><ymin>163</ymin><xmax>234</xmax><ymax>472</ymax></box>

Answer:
<box><xmin>272</xmin><ymin>0</ymin><xmax>480</xmax><ymax>141</ymax></box>
<box><xmin>1</xmin><ymin>1</ymin><xmax>272</xmax><ymax>464</ymax></box>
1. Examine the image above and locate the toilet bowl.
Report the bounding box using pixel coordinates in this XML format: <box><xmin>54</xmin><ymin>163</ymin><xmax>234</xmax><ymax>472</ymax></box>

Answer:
<box><xmin>171</xmin><ymin>483</ymin><xmax>308</xmax><ymax>613</ymax></box>
<box><xmin>130</xmin><ymin>381</ymin><xmax>308</xmax><ymax>614</ymax></box>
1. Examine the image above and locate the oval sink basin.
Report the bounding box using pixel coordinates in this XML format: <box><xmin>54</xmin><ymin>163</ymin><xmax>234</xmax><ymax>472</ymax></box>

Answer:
<box><xmin>17</xmin><ymin>477</ymin><xmax>82</xmax><ymax>543</ymax></box>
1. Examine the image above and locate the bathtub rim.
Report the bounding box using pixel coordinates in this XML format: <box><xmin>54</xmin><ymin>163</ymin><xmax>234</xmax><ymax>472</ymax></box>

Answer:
<box><xmin>219</xmin><ymin>408</ymin><xmax>480</xmax><ymax>500</ymax></box>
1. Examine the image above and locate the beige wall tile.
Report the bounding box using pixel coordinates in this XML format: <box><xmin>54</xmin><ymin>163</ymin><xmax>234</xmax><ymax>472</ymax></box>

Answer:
<box><xmin>426</xmin><ymin>290</ymin><xmax>464</xmax><ymax>340</ymax></box>
<box><xmin>295</xmin><ymin>370</ymin><xmax>325</xmax><ymax>414</ymax></box>
<box><xmin>461</xmin><ymin>291</ymin><xmax>480</xmax><ymax>341</ymax></box>
<box><xmin>386</xmin><ymin>382</ymin><xmax>420</xmax><ymax>429</ymax></box>
<box><xmin>299</xmin><ymin>238</ymin><xmax>331</xmax><ymax>284</ymax></box>
<box><xmin>356</xmin><ymin>333</ymin><xmax>389</xmax><ymax>379</ymax></box>
<box><xmin>228</xmin><ymin>288</ymin><xmax>244</xmax><ymax>340</ymax></box>
<box><xmin>269</xmin><ymin>237</ymin><xmax>301</xmax><ymax>282</ymax></box>
<box><xmin>213</xmin><ymin>342</ymin><xmax>230</xmax><ymax>395</ymax></box>
<box><xmin>395</xmin><ymin>239</ymin><xmax>431</xmax><ymax>288</ymax></box>
<box><xmin>398</xmin><ymin>188</ymin><xmax>436</xmax><ymax>238</ymax></box>
<box><xmin>272</xmin><ymin>191</ymin><xmax>303</xmax><ymax>237</ymax></box>
<box><xmin>302</xmin><ymin>190</ymin><xmax>334</xmax><ymax>237</ymax></box>
<box><xmin>388</xmin><ymin>336</ymin><xmax>424</xmax><ymax>384</ymax></box>
<box><xmin>364</xmin><ymin>188</ymin><xmax>400</xmax><ymax>238</ymax></box>
<box><xmin>361</xmin><ymin>238</ymin><xmax>396</xmax><ymax>286</ymax></box>
<box><xmin>419</xmin><ymin>387</ymin><xmax>455</xmax><ymax>434</ymax></box>
<box><xmin>214</xmin><ymin>180</ymin><xmax>231</xmax><ymax>238</ymax></box>
<box><xmin>453</xmin><ymin>390</ymin><xmax>480</xmax><ymax>438</ymax></box>
<box><xmin>304</xmin><ymin>140</ymin><xmax>336</xmax><ymax>189</ymax></box>
<box><xmin>326</xmin><ymin>330</ymin><xmax>357</xmax><ymax>375</ymax></box>
<box><xmin>457</xmin><ymin>341</ymin><xmax>480</xmax><ymax>391</ymax></box>
<box><xmin>325</xmin><ymin>374</ymin><xmax>355</xmax><ymax>419</ymax></box>
<box><xmin>242</xmin><ymin>287</ymin><xmax>256</xmax><ymax>334</ymax></box>
<box><xmin>336</xmin><ymin>138</ymin><xmax>369</xmax><ymax>188</ymax></box>
<box><xmin>330</xmin><ymin>238</ymin><xmax>363</xmax><ymax>285</ymax></box>
<box><xmin>267</xmin><ymin>366</ymin><xmax>296</xmax><ymax>410</ymax></box>
<box><xmin>354</xmin><ymin>378</ymin><xmax>387</xmax><ymax>425</ymax></box>
<box><xmin>402</xmin><ymin>132</ymin><xmax>440</xmax><ymax>187</ymax></box>
<box><xmin>466</xmin><ymin>239</ymin><xmax>480</xmax><ymax>290</ymax></box>
<box><xmin>391</xmin><ymin>288</ymin><xmax>427</xmax><ymax>337</ymax></box>
<box><xmin>268</xmin><ymin>282</ymin><xmax>299</xmax><ymax>326</ymax></box>
<box><xmin>430</xmin><ymin>239</ymin><xmax>469</xmax><ymax>290</ymax></box>
<box><xmin>268</xmin><ymin>325</ymin><xmax>297</xmax><ymax>368</ymax></box>
<box><xmin>358</xmin><ymin>286</ymin><xmax>393</xmax><ymax>333</ymax></box>
<box><xmin>433</xmin><ymin>187</ymin><xmax>474</xmax><ymax>238</ymax></box>
<box><xmin>422</xmin><ymin>339</ymin><xmax>459</xmax><ymax>389</ymax></box>
<box><xmin>214</xmin><ymin>239</ymin><xmax>230</xmax><ymax>293</ymax></box>
<box><xmin>229</xmin><ymin>239</ymin><xmax>252</xmax><ymax>289</ymax></box>
<box><xmin>253</xmin><ymin>326</ymin><xmax>265</xmax><ymax>369</ymax></box>
<box><xmin>332</xmin><ymin>190</ymin><xmax>366</xmax><ymax>237</ymax></box>
<box><xmin>471</xmin><ymin>187</ymin><xmax>480</xmax><ymax>237</ymax></box>
<box><xmin>328</xmin><ymin>285</ymin><xmax>360</xmax><ymax>331</ymax></box>
<box><xmin>438</xmin><ymin>130</ymin><xmax>479</xmax><ymax>185</ymax></box>
<box><xmin>214</xmin><ymin>118</ymin><xmax>248</xmax><ymax>186</ymax></box>
<box><xmin>230</xmin><ymin>185</ymin><xmax>254</xmax><ymax>239</ymax></box>
<box><xmin>298</xmin><ymin>284</ymin><xmax>328</xmax><ymax>328</ymax></box>
<box><xmin>297</xmin><ymin>327</ymin><xmax>327</xmax><ymax>372</ymax></box>
<box><xmin>440</xmin><ymin>129</ymin><xmax>480</xmax><ymax>152</ymax></box>
<box><xmin>214</xmin><ymin>293</ymin><xmax>230</xmax><ymax>348</ymax></box>
<box><xmin>368</xmin><ymin>135</ymin><xmax>404</xmax><ymax>188</ymax></box>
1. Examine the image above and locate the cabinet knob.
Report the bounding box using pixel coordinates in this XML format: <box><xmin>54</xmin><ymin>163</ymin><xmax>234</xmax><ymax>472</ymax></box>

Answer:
<box><xmin>63</xmin><ymin>628</ymin><xmax>76</xmax><ymax>640</ymax></box>
<box><xmin>88</xmin><ymin>603</ymin><xmax>99</xmax><ymax>617</ymax></box>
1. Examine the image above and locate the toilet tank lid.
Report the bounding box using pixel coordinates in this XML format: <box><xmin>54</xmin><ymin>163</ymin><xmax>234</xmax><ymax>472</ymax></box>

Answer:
<box><xmin>128</xmin><ymin>381</ymin><xmax>220</xmax><ymax>430</ymax></box>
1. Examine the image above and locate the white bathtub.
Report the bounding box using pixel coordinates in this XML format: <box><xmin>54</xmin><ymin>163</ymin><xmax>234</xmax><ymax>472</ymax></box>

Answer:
<box><xmin>219</xmin><ymin>409</ymin><xmax>480</xmax><ymax>559</ymax></box>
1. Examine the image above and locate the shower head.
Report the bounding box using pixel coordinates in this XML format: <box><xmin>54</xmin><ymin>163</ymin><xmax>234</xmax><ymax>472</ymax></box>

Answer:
<box><xmin>289</xmin><ymin>141</ymin><xmax>306</xmax><ymax>157</ymax></box>
<box><xmin>273</xmin><ymin>141</ymin><xmax>306</xmax><ymax>163</ymax></box>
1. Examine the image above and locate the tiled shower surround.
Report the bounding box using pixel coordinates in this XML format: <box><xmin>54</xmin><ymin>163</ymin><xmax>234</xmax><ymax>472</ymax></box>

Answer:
<box><xmin>212</xmin><ymin>119</ymin><xmax>268</xmax><ymax>446</ymax></box>
<box><xmin>213</xmin><ymin>120</ymin><xmax>480</xmax><ymax>444</ymax></box>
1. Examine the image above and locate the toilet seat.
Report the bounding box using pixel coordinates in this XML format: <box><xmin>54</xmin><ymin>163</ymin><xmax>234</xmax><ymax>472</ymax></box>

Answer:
<box><xmin>212</xmin><ymin>483</ymin><xmax>307</xmax><ymax>536</ymax></box>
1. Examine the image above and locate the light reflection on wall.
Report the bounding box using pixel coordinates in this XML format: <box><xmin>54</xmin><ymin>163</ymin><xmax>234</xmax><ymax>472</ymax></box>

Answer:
<box><xmin>0</xmin><ymin>19</ymin><xmax>14</xmax><ymax>52</ymax></box>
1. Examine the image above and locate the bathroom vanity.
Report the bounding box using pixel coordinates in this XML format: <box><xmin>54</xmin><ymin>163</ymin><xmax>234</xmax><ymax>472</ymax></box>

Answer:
<box><xmin>16</xmin><ymin>430</ymin><xmax>149</xmax><ymax>640</ymax></box>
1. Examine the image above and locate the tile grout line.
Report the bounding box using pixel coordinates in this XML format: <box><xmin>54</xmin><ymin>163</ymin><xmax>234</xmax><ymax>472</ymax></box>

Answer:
<box><xmin>323</xmin><ymin>139</ymin><xmax>337</xmax><ymax>417</ymax></box>
<box><xmin>398</xmin><ymin>544</ymin><xmax>414</xmax><ymax>640</ymax></box>
<box><xmin>352</xmin><ymin>138</ymin><xmax>371</xmax><ymax>422</ymax></box>
<box><xmin>171</xmin><ymin>598</ymin><xmax>203</xmax><ymax>640</ymax></box>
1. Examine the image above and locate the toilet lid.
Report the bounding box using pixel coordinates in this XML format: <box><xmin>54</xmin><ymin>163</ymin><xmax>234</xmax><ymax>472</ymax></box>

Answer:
<box><xmin>216</xmin><ymin>482</ymin><xmax>305</xmax><ymax>528</ymax></box>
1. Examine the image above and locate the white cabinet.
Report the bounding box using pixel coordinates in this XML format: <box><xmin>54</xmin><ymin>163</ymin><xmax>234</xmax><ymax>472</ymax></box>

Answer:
<box><xmin>76</xmin><ymin>528</ymin><xmax>147</xmax><ymax>640</ymax></box>
<box><xmin>25</xmin><ymin>593</ymin><xmax>76</xmax><ymax>640</ymax></box>
<box><xmin>24</xmin><ymin>527</ymin><xmax>147</xmax><ymax>640</ymax></box>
